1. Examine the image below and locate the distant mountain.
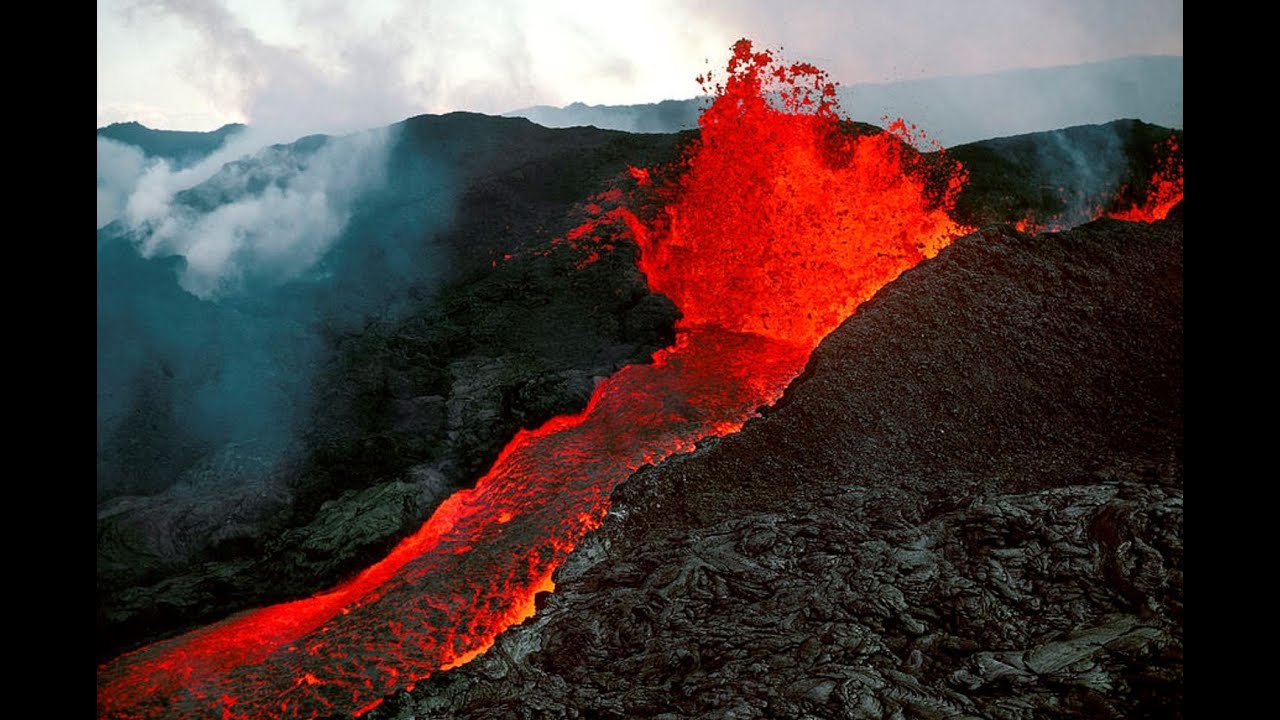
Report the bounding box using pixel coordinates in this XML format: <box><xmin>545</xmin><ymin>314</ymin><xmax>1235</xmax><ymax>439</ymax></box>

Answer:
<box><xmin>507</xmin><ymin>55</ymin><xmax>1183</xmax><ymax>147</ymax></box>
<box><xmin>97</xmin><ymin>121</ymin><xmax>248</xmax><ymax>168</ymax></box>
<box><xmin>509</xmin><ymin>99</ymin><xmax>704</xmax><ymax>136</ymax></box>
<box><xmin>846</xmin><ymin>55</ymin><xmax>1182</xmax><ymax>147</ymax></box>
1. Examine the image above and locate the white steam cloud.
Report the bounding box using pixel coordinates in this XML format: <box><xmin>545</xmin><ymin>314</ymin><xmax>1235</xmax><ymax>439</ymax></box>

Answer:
<box><xmin>97</xmin><ymin>127</ymin><xmax>286</xmax><ymax>229</ymax></box>
<box><xmin>123</xmin><ymin>128</ymin><xmax>392</xmax><ymax>298</ymax></box>
<box><xmin>97</xmin><ymin>138</ymin><xmax>149</xmax><ymax>228</ymax></box>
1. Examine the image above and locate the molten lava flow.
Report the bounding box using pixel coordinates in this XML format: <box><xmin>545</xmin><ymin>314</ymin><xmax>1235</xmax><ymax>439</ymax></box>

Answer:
<box><xmin>97</xmin><ymin>39</ymin><xmax>970</xmax><ymax>720</ymax></box>
<box><xmin>1108</xmin><ymin>136</ymin><xmax>1183</xmax><ymax>222</ymax></box>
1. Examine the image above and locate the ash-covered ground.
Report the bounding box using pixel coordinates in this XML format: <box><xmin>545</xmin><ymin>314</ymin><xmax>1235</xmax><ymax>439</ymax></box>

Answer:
<box><xmin>364</xmin><ymin>211</ymin><xmax>1182</xmax><ymax>719</ymax></box>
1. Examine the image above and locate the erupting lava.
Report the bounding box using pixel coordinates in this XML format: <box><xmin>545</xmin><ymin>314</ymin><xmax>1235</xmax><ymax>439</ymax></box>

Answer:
<box><xmin>97</xmin><ymin>39</ymin><xmax>969</xmax><ymax>720</ymax></box>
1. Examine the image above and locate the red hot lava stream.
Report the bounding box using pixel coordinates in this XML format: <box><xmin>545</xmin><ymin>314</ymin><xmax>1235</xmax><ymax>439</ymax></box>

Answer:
<box><xmin>97</xmin><ymin>40</ymin><xmax>970</xmax><ymax>720</ymax></box>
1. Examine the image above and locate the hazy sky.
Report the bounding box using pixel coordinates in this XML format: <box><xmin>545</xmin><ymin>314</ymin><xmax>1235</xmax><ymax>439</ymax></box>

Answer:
<box><xmin>97</xmin><ymin>0</ymin><xmax>1183</xmax><ymax>134</ymax></box>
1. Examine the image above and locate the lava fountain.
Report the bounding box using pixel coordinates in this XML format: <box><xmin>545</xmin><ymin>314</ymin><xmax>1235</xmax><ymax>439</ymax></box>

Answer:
<box><xmin>97</xmin><ymin>39</ymin><xmax>970</xmax><ymax>720</ymax></box>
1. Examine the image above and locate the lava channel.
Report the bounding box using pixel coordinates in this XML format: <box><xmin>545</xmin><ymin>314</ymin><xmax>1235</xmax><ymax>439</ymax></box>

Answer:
<box><xmin>97</xmin><ymin>39</ymin><xmax>971</xmax><ymax>720</ymax></box>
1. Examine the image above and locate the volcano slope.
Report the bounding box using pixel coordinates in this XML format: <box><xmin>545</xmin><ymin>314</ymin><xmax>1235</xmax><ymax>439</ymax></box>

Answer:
<box><xmin>97</xmin><ymin>114</ymin><xmax>686</xmax><ymax>660</ymax></box>
<box><xmin>366</xmin><ymin>211</ymin><xmax>1183</xmax><ymax>719</ymax></box>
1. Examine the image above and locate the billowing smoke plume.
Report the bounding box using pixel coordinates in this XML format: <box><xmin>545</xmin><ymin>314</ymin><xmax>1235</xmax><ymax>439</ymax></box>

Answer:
<box><xmin>97</xmin><ymin>138</ymin><xmax>148</xmax><ymax>227</ymax></box>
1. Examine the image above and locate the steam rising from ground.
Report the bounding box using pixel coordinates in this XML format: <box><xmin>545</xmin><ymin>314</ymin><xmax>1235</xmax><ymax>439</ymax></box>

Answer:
<box><xmin>96</xmin><ymin>123</ymin><xmax>446</xmax><ymax>501</ymax></box>
<box><xmin>129</xmin><ymin>129</ymin><xmax>392</xmax><ymax>297</ymax></box>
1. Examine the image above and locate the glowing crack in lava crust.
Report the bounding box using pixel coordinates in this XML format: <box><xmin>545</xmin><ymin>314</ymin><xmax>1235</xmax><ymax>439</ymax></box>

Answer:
<box><xmin>97</xmin><ymin>39</ymin><xmax>970</xmax><ymax>720</ymax></box>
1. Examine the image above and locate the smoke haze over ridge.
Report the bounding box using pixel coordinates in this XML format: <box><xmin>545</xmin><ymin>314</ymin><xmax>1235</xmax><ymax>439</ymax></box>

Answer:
<box><xmin>507</xmin><ymin>56</ymin><xmax>1183</xmax><ymax>148</ymax></box>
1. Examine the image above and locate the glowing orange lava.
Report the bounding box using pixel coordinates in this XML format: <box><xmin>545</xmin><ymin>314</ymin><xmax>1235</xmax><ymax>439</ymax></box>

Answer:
<box><xmin>638</xmin><ymin>46</ymin><xmax>966</xmax><ymax>347</ymax></box>
<box><xmin>97</xmin><ymin>39</ymin><xmax>969</xmax><ymax>720</ymax></box>
<box><xmin>1107</xmin><ymin>136</ymin><xmax>1183</xmax><ymax>222</ymax></box>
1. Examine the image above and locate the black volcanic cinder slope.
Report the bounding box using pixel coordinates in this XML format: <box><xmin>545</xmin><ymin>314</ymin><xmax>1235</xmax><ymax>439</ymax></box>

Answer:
<box><xmin>372</xmin><ymin>214</ymin><xmax>1183</xmax><ymax>719</ymax></box>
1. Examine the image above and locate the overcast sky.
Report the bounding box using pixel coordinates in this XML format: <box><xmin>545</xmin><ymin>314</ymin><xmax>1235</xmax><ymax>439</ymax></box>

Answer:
<box><xmin>97</xmin><ymin>0</ymin><xmax>1183</xmax><ymax>135</ymax></box>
